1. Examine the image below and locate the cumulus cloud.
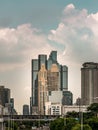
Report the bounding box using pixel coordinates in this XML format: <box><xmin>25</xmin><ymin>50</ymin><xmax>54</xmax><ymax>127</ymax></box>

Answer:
<box><xmin>48</xmin><ymin>4</ymin><xmax>98</xmax><ymax>65</ymax></box>
<box><xmin>0</xmin><ymin>24</ymin><xmax>53</xmax><ymax>71</ymax></box>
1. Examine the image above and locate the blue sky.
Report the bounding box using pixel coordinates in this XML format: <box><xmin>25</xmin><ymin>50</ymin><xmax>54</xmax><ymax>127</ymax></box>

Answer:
<box><xmin>0</xmin><ymin>0</ymin><xmax>98</xmax><ymax>29</ymax></box>
<box><xmin>0</xmin><ymin>0</ymin><xmax>98</xmax><ymax>113</ymax></box>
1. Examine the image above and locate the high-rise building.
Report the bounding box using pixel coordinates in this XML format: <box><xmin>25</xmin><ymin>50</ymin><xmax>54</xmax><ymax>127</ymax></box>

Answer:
<box><xmin>60</xmin><ymin>65</ymin><xmax>68</xmax><ymax>91</ymax></box>
<box><xmin>0</xmin><ymin>86</ymin><xmax>10</xmax><ymax>106</ymax></box>
<box><xmin>10</xmin><ymin>98</ymin><xmax>14</xmax><ymax>109</ymax></box>
<box><xmin>81</xmin><ymin>62</ymin><xmax>98</xmax><ymax>105</ymax></box>
<box><xmin>38</xmin><ymin>64</ymin><xmax>48</xmax><ymax>115</ymax></box>
<box><xmin>31</xmin><ymin>59</ymin><xmax>38</xmax><ymax>107</ymax></box>
<box><xmin>31</xmin><ymin>51</ymin><xmax>69</xmax><ymax>114</ymax></box>
<box><xmin>38</xmin><ymin>55</ymin><xmax>47</xmax><ymax>70</ymax></box>
<box><xmin>47</xmin><ymin>51</ymin><xmax>68</xmax><ymax>90</ymax></box>
<box><xmin>47</xmin><ymin>64</ymin><xmax>59</xmax><ymax>91</ymax></box>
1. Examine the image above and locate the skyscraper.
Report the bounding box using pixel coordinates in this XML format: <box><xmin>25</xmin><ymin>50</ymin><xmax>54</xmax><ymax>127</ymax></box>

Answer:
<box><xmin>60</xmin><ymin>65</ymin><xmax>68</xmax><ymax>91</ymax></box>
<box><xmin>31</xmin><ymin>55</ymin><xmax>47</xmax><ymax>114</ymax></box>
<box><xmin>31</xmin><ymin>51</ymin><xmax>69</xmax><ymax>114</ymax></box>
<box><xmin>31</xmin><ymin>59</ymin><xmax>38</xmax><ymax>107</ymax></box>
<box><xmin>81</xmin><ymin>62</ymin><xmax>98</xmax><ymax>105</ymax></box>
<box><xmin>47</xmin><ymin>64</ymin><xmax>59</xmax><ymax>91</ymax></box>
<box><xmin>38</xmin><ymin>64</ymin><xmax>48</xmax><ymax>115</ymax></box>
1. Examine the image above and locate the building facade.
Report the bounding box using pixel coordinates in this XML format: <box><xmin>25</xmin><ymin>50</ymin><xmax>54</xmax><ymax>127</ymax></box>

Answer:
<box><xmin>31</xmin><ymin>51</ymin><xmax>69</xmax><ymax>115</ymax></box>
<box><xmin>47</xmin><ymin>64</ymin><xmax>59</xmax><ymax>91</ymax></box>
<box><xmin>0</xmin><ymin>86</ymin><xmax>10</xmax><ymax>107</ymax></box>
<box><xmin>23</xmin><ymin>104</ymin><xmax>29</xmax><ymax>115</ymax></box>
<box><xmin>81</xmin><ymin>62</ymin><xmax>98</xmax><ymax>105</ymax></box>
<box><xmin>38</xmin><ymin>64</ymin><xmax>48</xmax><ymax>115</ymax></box>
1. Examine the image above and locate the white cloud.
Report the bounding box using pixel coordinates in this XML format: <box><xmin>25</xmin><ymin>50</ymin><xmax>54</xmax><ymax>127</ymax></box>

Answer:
<box><xmin>0</xmin><ymin>24</ymin><xmax>53</xmax><ymax>71</ymax></box>
<box><xmin>48</xmin><ymin>4</ymin><xmax>98</xmax><ymax>65</ymax></box>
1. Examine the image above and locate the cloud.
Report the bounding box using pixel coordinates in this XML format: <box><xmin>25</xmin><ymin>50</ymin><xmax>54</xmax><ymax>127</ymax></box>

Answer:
<box><xmin>48</xmin><ymin>4</ymin><xmax>98</xmax><ymax>65</ymax></box>
<box><xmin>0</xmin><ymin>24</ymin><xmax>53</xmax><ymax>71</ymax></box>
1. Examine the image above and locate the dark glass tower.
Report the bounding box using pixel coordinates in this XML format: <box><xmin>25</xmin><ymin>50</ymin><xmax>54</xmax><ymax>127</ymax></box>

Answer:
<box><xmin>31</xmin><ymin>55</ymin><xmax>47</xmax><ymax>113</ymax></box>
<box><xmin>38</xmin><ymin>54</ymin><xmax>47</xmax><ymax>70</ymax></box>
<box><xmin>31</xmin><ymin>59</ymin><xmax>38</xmax><ymax>107</ymax></box>
<box><xmin>62</xmin><ymin>91</ymin><xmax>73</xmax><ymax>105</ymax></box>
<box><xmin>60</xmin><ymin>65</ymin><xmax>68</xmax><ymax>91</ymax></box>
<box><xmin>0</xmin><ymin>86</ymin><xmax>10</xmax><ymax>106</ymax></box>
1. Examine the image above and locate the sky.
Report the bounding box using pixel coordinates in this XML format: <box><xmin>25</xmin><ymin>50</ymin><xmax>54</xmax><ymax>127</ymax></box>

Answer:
<box><xmin>0</xmin><ymin>0</ymin><xmax>98</xmax><ymax>113</ymax></box>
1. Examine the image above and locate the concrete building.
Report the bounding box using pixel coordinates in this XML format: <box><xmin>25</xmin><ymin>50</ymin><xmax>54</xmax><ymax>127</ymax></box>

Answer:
<box><xmin>48</xmin><ymin>91</ymin><xmax>62</xmax><ymax>104</ymax></box>
<box><xmin>45</xmin><ymin>102</ymin><xmax>62</xmax><ymax>115</ymax></box>
<box><xmin>81</xmin><ymin>62</ymin><xmax>98</xmax><ymax>105</ymax></box>
<box><xmin>38</xmin><ymin>64</ymin><xmax>48</xmax><ymax>115</ymax></box>
<box><xmin>62</xmin><ymin>105</ymin><xmax>87</xmax><ymax>115</ymax></box>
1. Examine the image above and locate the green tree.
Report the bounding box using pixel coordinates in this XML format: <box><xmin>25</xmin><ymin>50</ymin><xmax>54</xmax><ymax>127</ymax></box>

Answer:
<box><xmin>65</xmin><ymin>118</ymin><xmax>78</xmax><ymax>130</ymax></box>
<box><xmin>50</xmin><ymin>118</ymin><xmax>78</xmax><ymax>130</ymax></box>
<box><xmin>85</xmin><ymin>117</ymin><xmax>98</xmax><ymax>130</ymax></box>
<box><xmin>72</xmin><ymin>124</ymin><xmax>92</xmax><ymax>130</ymax></box>
<box><xmin>87</xmin><ymin>103</ymin><xmax>98</xmax><ymax>117</ymax></box>
<box><xmin>66</xmin><ymin>111</ymin><xmax>79</xmax><ymax>119</ymax></box>
<box><xmin>50</xmin><ymin>118</ymin><xmax>64</xmax><ymax>130</ymax></box>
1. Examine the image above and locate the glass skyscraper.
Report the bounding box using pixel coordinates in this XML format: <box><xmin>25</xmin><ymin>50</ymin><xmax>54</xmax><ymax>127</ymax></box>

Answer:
<box><xmin>31</xmin><ymin>51</ymin><xmax>69</xmax><ymax>114</ymax></box>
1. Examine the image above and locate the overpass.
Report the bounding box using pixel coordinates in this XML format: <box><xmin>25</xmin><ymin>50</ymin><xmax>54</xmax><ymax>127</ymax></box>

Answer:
<box><xmin>2</xmin><ymin>115</ymin><xmax>59</xmax><ymax>122</ymax></box>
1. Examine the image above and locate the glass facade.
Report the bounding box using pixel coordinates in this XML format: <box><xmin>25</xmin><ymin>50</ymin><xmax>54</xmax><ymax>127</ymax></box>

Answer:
<box><xmin>31</xmin><ymin>59</ymin><xmax>38</xmax><ymax>106</ymax></box>
<box><xmin>31</xmin><ymin>51</ymin><xmax>70</xmax><ymax>114</ymax></box>
<box><xmin>60</xmin><ymin>65</ymin><xmax>68</xmax><ymax>91</ymax></box>
<box><xmin>38</xmin><ymin>55</ymin><xmax>47</xmax><ymax>70</ymax></box>
<box><xmin>62</xmin><ymin>91</ymin><xmax>73</xmax><ymax>105</ymax></box>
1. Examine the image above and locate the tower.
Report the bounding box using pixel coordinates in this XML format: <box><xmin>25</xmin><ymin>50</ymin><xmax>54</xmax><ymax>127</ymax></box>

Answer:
<box><xmin>38</xmin><ymin>64</ymin><xmax>48</xmax><ymax>115</ymax></box>
<box><xmin>31</xmin><ymin>51</ymin><xmax>69</xmax><ymax>115</ymax></box>
<box><xmin>0</xmin><ymin>86</ymin><xmax>10</xmax><ymax>106</ymax></box>
<box><xmin>47</xmin><ymin>64</ymin><xmax>59</xmax><ymax>91</ymax></box>
<box><xmin>31</xmin><ymin>55</ymin><xmax>47</xmax><ymax>114</ymax></box>
<box><xmin>81</xmin><ymin>62</ymin><xmax>98</xmax><ymax>105</ymax></box>
<box><xmin>31</xmin><ymin>59</ymin><xmax>38</xmax><ymax>107</ymax></box>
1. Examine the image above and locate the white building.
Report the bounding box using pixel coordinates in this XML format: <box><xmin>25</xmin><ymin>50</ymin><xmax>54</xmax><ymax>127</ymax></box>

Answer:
<box><xmin>62</xmin><ymin>105</ymin><xmax>88</xmax><ymax>115</ymax></box>
<box><xmin>45</xmin><ymin>102</ymin><xmax>62</xmax><ymax>115</ymax></box>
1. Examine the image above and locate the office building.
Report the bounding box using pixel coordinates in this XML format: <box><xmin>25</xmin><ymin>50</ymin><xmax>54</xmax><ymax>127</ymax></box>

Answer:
<box><xmin>62</xmin><ymin>91</ymin><xmax>73</xmax><ymax>105</ymax></box>
<box><xmin>31</xmin><ymin>51</ymin><xmax>69</xmax><ymax>114</ymax></box>
<box><xmin>31</xmin><ymin>59</ymin><xmax>39</xmax><ymax>109</ymax></box>
<box><xmin>48</xmin><ymin>91</ymin><xmax>62</xmax><ymax>104</ymax></box>
<box><xmin>0</xmin><ymin>86</ymin><xmax>10</xmax><ymax>107</ymax></box>
<box><xmin>47</xmin><ymin>64</ymin><xmax>59</xmax><ymax>91</ymax></box>
<box><xmin>23</xmin><ymin>104</ymin><xmax>29</xmax><ymax>115</ymax></box>
<box><xmin>81</xmin><ymin>62</ymin><xmax>98</xmax><ymax>105</ymax></box>
<box><xmin>45</xmin><ymin>102</ymin><xmax>62</xmax><ymax>115</ymax></box>
<box><xmin>38</xmin><ymin>64</ymin><xmax>48</xmax><ymax>115</ymax></box>
<box><xmin>31</xmin><ymin>55</ymin><xmax>47</xmax><ymax>106</ymax></box>
<box><xmin>60</xmin><ymin>65</ymin><xmax>68</xmax><ymax>90</ymax></box>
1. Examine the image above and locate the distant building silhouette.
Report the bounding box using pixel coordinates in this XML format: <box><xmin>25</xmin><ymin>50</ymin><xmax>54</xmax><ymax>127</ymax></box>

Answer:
<box><xmin>23</xmin><ymin>104</ymin><xmax>29</xmax><ymax>115</ymax></box>
<box><xmin>0</xmin><ymin>86</ymin><xmax>10</xmax><ymax>106</ymax></box>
